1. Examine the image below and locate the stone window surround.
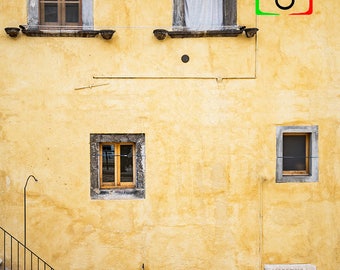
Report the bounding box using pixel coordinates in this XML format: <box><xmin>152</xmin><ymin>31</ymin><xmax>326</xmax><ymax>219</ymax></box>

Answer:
<box><xmin>276</xmin><ymin>126</ymin><xmax>319</xmax><ymax>183</ymax></box>
<box><xmin>90</xmin><ymin>133</ymin><xmax>145</xmax><ymax>200</ymax></box>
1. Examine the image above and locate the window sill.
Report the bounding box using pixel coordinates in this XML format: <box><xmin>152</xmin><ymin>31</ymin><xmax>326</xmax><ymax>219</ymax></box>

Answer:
<box><xmin>169</xmin><ymin>28</ymin><xmax>245</xmax><ymax>38</ymax></box>
<box><xmin>153</xmin><ymin>26</ymin><xmax>258</xmax><ymax>40</ymax></box>
<box><xmin>91</xmin><ymin>188</ymin><xmax>145</xmax><ymax>200</ymax></box>
<box><xmin>10</xmin><ymin>26</ymin><xmax>116</xmax><ymax>39</ymax></box>
<box><xmin>276</xmin><ymin>175</ymin><xmax>318</xmax><ymax>183</ymax></box>
<box><xmin>21</xmin><ymin>29</ymin><xmax>100</xmax><ymax>37</ymax></box>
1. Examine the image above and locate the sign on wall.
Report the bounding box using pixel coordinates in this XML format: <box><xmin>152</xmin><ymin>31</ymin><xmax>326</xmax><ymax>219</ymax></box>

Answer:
<box><xmin>256</xmin><ymin>0</ymin><xmax>313</xmax><ymax>15</ymax></box>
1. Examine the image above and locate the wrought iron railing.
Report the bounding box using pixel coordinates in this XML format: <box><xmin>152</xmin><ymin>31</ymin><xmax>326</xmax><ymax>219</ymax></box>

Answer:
<box><xmin>0</xmin><ymin>226</ymin><xmax>54</xmax><ymax>270</ymax></box>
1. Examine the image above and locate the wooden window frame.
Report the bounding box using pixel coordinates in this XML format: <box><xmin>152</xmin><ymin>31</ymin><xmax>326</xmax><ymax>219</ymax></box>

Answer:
<box><xmin>172</xmin><ymin>0</ymin><xmax>237</xmax><ymax>30</ymax></box>
<box><xmin>282</xmin><ymin>133</ymin><xmax>310</xmax><ymax>176</ymax></box>
<box><xmin>28</xmin><ymin>0</ymin><xmax>93</xmax><ymax>31</ymax></box>
<box><xmin>39</xmin><ymin>0</ymin><xmax>82</xmax><ymax>28</ymax></box>
<box><xmin>99</xmin><ymin>142</ymin><xmax>136</xmax><ymax>189</ymax></box>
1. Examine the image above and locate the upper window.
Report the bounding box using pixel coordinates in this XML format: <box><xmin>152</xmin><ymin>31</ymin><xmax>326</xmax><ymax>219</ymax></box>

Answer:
<box><xmin>28</xmin><ymin>0</ymin><xmax>93</xmax><ymax>30</ymax></box>
<box><xmin>90</xmin><ymin>134</ymin><xmax>145</xmax><ymax>200</ymax></box>
<box><xmin>39</xmin><ymin>0</ymin><xmax>82</xmax><ymax>28</ymax></box>
<box><xmin>172</xmin><ymin>0</ymin><xmax>237</xmax><ymax>31</ymax></box>
<box><xmin>276</xmin><ymin>126</ymin><xmax>319</xmax><ymax>183</ymax></box>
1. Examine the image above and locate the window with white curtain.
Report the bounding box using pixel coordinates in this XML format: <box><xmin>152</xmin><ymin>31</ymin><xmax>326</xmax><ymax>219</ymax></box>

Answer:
<box><xmin>173</xmin><ymin>0</ymin><xmax>237</xmax><ymax>31</ymax></box>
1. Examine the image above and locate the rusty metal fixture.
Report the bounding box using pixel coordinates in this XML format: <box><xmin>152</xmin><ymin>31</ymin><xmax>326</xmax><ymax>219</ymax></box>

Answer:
<box><xmin>4</xmin><ymin>27</ymin><xmax>20</xmax><ymax>37</ymax></box>
<box><xmin>153</xmin><ymin>29</ymin><xmax>168</xmax><ymax>40</ymax></box>
<box><xmin>100</xmin><ymin>29</ymin><xmax>115</xmax><ymax>40</ymax></box>
<box><xmin>244</xmin><ymin>28</ymin><xmax>259</xmax><ymax>38</ymax></box>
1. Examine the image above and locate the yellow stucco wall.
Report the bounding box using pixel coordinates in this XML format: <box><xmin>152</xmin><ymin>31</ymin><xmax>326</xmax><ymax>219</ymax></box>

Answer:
<box><xmin>0</xmin><ymin>0</ymin><xmax>339</xmax><ymax>269</ymax></box>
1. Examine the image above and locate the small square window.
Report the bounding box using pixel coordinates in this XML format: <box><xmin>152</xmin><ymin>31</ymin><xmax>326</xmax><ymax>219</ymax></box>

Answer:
<box><xmin>90</xmin><ymin>134</ymin><xmax>145</xmax><ymax>200</ymax></box>
<box><xmin>276</xmin><ymin>126</ymin><xmax>318</xmax><ymax>183</ymax></box>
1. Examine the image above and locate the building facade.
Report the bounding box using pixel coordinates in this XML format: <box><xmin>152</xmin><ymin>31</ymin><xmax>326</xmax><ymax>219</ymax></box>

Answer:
<box><xmin>0</xmin><ymin>0</ymin><xmax>339</xmax><ymax>269</ymax></box>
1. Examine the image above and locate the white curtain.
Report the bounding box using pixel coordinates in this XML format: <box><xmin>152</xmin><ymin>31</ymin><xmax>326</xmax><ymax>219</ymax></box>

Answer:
<box><xmin>184</xmin><ymin>0</ymin><xmax>223</xmax><ymax>31</ymax></box>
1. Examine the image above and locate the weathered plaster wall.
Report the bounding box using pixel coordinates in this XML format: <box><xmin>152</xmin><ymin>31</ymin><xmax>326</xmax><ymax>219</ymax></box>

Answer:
<box><xmin>0</xmin><ymin>0</ymin><xmax>339</xmax><ymax>269</ymax></box>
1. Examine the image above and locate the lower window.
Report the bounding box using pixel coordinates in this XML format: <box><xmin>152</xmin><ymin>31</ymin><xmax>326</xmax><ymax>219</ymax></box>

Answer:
<box><xmin>276</xmin><ymin>126</ymin><xmax>318</xmax><ymax>183</ymax></box>
<box><xmin>90</xmin><ymin>134</ymin><xmax>145</xmax><ymax>200</ymax></box>
<box><xmin>100</xmin><ymin>143</ymin><xmax>135</xmax><ymax>188</ymax></box>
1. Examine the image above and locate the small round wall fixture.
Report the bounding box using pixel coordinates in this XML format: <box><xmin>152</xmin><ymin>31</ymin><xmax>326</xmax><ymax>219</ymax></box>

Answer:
<box><xmin>100</xmin><ymin>29</ymin><xmax>115</xmax><ymax>40</ymax></box>
<box><xmin>181</xmin><ymin>54</ymin><xmax>190</xmax><ymax>63</ymax></box>
<box><xmin>244</xmin><ymin>28</ymin><xmax>259</xmax><ymax>38</ymax></box>
<box><xmin>5</xmin><ymin>27</ymin><xmax>20</xmax><ymax>38</ymax></box>
<box><xmin>153</xmin><ymin>29</ymin><xmax>168</xmax><ymax>40</ymax></box>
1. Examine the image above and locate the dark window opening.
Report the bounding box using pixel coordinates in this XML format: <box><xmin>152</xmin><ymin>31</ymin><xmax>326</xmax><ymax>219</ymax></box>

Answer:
<box><xmin>44</xmin><ymin>3</ymin><xmax>58</xmax><ymax>22</ymax></box>
<box><xmin>65</xmin><ymin>3</ymin><xmax>79</xmax><ymax>23</ymax></box>
<box><xmin>283</xmin><ymin>134</ymin><xmax>309</xmax><ymax>174</ymax></box>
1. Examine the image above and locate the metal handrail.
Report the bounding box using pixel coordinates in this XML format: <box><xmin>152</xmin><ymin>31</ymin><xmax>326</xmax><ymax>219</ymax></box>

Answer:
<box><xmin>0</xmin><ymin>226</ymin><xmax>54</xmax><ymax>270</ymax></box>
